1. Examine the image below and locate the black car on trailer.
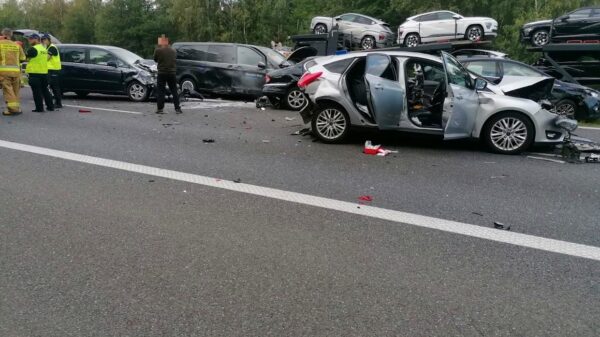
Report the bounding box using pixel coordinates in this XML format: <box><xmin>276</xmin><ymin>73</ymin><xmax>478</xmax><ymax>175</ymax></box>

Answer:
<box><xmin>57</xmin><ymin>44</ymin><xmax>158</xmax><ymax>101</ymax></box>
<box><xmin>521</xmin><ymin>7</ymin><xmax>600</xmax><ymax>47</ymax></box>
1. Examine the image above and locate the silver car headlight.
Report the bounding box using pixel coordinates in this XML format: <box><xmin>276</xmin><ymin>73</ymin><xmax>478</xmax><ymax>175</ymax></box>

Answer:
<box><xmin>555</xmin><ymin>118</ymin><xmax>578</xmax><ymax>132</ymax></box>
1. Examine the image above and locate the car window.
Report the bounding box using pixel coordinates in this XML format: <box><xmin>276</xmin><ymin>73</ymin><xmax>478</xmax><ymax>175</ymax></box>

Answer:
<box><xmin>593</xmin><ymin>9</ymin><xmax>600</xmax><ymax>18</ymax></box>
<box><xmin>61</xmin><ymin>48</ymin><xmax>85</xmax><ymax>63</ymax></box>
<box><xmin>366</xmin><ymin>54</ymin><xmax>396</xmax><ymax>81</ymax></box>
<box><xmin>89</xmin><ymin>49</ymin><xmax>114</xmax><ymax>66</ymax></box>
<box><xmin>437</xmin><ymin>12</ymin><xmax>455</xmax><ymax>20</ymax></box>
<box><xmin>207</xmin><ymin>45</ymin><xmax>235</xmax><ymax>63</ymax></box>
<box><xmin>340</xmin><ymin>14</ymin><xmax>356</xmax><ymax>22</ymax></box>
<box><xmin>406</xmin><ymin>59</ymin><xmax>445</xmax><ymax>83</ymax></box>
<box><xmin>354</xmin><ymin>15</ymin><xmax>374</xmax><ymax>25</ymax></box>
<box><xmin>176</xmin><ymin>44</ymin><xmax>208</xmax><ymax>61</ymax></box>
<box><xmin>569</xmin><ymin>9</ymin><xmax>592</xmax><ymax>19</ymax></box>
<box><xmin>443</xmin><ymin>54</ymin><xmax>473</xmax><ymax>89</ymax></box>
<box><xmin>465</xmin><ymin>61</ymin><xmax>499</xmax><ymax>77</ymax></box>
<box><xmin>419</xmin><ymin>13</ymin><xmax>439</xmax><ymax>22</ymax></box>
<box><xmin>503</xmin><ymin>62</ymin><xmax>545</xmax><ymax>77</ymax></box>
<box><xmin>324</xmin><ymin>58</ymin><xmax>354</xmax><ymax>74</ymax></box>
<box><xmin>237</xmin><ymin>46</ymin><xmax>264</xmax><ymax>66</ymax></box>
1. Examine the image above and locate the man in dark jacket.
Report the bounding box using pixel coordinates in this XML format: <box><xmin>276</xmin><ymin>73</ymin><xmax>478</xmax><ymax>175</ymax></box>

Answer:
<box><xmin>153</xmin><ymin>35</ymin><xmax>181</xmax><ymax>114</ymax></box>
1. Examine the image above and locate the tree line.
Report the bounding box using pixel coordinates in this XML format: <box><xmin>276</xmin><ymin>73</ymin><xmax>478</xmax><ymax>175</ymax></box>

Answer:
<box><xmin>1</xmin><ymin>0</ymin><xmax>598</xmax><ymax>61</ymax></box>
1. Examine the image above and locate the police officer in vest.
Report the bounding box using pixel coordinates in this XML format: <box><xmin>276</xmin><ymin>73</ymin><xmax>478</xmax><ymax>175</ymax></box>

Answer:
<box><xmin>41</xmin><ymin>34</ymin><xmax>62</xmax><ymax>109</ymax></box>
<box><xmin>25</xmin><ymin>33</ymin><xmax>53</xmax><ymax>112</ymax></box>
<box><xmin>0</xmin><ymin>28</ymin><xmax>26</xmax><ymax>116</ymax></box>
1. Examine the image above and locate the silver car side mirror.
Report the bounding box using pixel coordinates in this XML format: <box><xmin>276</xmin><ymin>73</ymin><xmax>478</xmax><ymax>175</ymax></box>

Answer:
<box><xmin>475</xmin><ymin>78</ymin><xmax>487</xmax><ymax>91</ymax></box>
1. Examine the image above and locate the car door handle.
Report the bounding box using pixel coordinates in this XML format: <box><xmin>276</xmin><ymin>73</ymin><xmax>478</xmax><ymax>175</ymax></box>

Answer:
<box><xmin>374</xmin><ymin>84</ymin><xmax>384</xmax><ymax>90</ymax></box>
<box><xmin>455</xmin><ymin>95</ymin><xmax>463</xmax><ymax>100</ymax></box>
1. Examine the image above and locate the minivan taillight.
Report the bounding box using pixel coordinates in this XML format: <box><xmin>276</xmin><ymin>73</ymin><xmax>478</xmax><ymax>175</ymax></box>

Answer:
<box><xmin>298</xmin><ymin>71</ymin><xmax>323</xmax><ymax>88</ymax></box>
<box><xmin>265</xmin><ymin>75</ymin><xmax>271</xmax><ymax>83</ymax></box>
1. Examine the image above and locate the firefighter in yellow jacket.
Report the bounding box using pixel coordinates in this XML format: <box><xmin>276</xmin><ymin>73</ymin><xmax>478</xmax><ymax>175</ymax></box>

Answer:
<box><xmin>0</xmin><ymin>28</ymin><xmax>26</xmax><ymax>116</ymax></box>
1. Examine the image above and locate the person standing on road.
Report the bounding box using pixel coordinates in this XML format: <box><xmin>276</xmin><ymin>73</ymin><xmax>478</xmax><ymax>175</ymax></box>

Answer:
<box><xmin>153</xmin><ymin>35</ymin><xmax>181</xmax><ymax>114</ymax></box>
<box><xmin>42</xmin><ymin>34</ymin><xmax>62</xmax><ymax>109</ymax></box>
<box><xmin>0</xmin><ymin>28</ymin><xmax>26</xmax><ymax>116</ymax></box>
<box><xmin>25</xmin><ymin>33</ymin><xmax>53</xmax><ymax>113</ymax></box>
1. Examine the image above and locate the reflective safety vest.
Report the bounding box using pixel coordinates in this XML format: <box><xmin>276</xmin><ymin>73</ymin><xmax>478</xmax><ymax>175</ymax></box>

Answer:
<box><xmin>26</xmin><ymin>44</ymin><xmax>48</xmax><ymax>74</ymax></box>
<box><xmin>47</xmin><ymin>44</ymin><xmax>61</xmax><ymax>71</ymax></box>
<box><xmin>0</xmin><ymin>39</ymin><xmax>25</xmax><ymax>73</ymax></box>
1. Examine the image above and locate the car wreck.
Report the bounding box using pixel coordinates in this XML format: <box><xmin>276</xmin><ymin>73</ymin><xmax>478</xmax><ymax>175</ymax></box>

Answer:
<box><xmin>298</xmin><ymin>51</ymin><xmax>577</xmax><ymax>154</ymax></box>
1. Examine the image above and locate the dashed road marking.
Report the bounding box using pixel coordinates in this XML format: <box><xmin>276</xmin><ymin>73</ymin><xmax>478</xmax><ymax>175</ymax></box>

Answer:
<box><xmin>0</xmin><ymin>139</ymin><xmax>599</xmax><ymax>261</ymax></box>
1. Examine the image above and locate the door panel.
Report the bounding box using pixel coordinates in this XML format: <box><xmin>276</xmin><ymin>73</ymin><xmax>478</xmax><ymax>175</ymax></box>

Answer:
<box><xmin>87</xmin><ymin>48</ymin><xmax>123</xmax><ymax>92</ymax></box>
<box><xmin>59</xmin><ymin>47</ymin><xmax>91</xmax><ymax>91</ymax></box>
<box><xmin>204</xmin><ymin>44</ymin><xmax>238</xmax><ymax>96</ymax></box>
<box><xmin>553</xmin><ymin>9</ymin><xmax>592</xmax><ymax>38</ymax></box>
<box><xmin>441</xmin><ymin>52</ymin><xmax>479</xmax><ymax>139</ymax></box>
<box><xmin>364</xmin><ymin>54</ymin><xmax>404</xmax><ymax>129</ymax></box>
<box><xmin>233</xmin><ymin>46</ymin><xmax>267</xmax><ymax>97</ymax></box>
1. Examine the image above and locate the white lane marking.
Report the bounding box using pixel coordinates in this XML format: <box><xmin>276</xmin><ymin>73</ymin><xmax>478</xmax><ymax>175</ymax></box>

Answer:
<box><xmin>181</xmin><ymin>100</ymin><xmax>253</xmax><ymax>110</ymax></box>
<box><xmin>1</xmin><ymin>139</ymin><xmax>599</xmax><ymax>262</ymax></box>
<box><xmin>63</xmin><ymin>105</ymin><xmax>143</xmax><ymax>115</ymax></box>
<box><xmin>527</xmin><ymin>156</ymin><xmax>566</xmax><ymax>164</ymax></box>
<box><xmin>579</xmin><ymin>126</ymin><xmax>600</xmax><ymax>131</ymax></box>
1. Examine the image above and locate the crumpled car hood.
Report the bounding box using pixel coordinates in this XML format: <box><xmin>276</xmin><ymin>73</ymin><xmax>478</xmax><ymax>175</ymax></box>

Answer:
<box><xmin>498</xmin><ymin>76</ymin><xmax>555</xmax><ymax>102</ymax></box>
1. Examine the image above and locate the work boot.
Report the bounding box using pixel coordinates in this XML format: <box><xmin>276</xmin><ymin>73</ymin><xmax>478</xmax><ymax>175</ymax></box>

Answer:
<box><xmin>175</xmin><ymin>108</ymin><xmax>183</xmax><ymax>114</ymax></box>
<box><xmin>32</xmin><ymin>109</ymin><xmax>45</xmax><ymax>113</ymax></box>
<box><xmin>155</xmin><ymin>109</ymin><xmax>167</xmax><ymax>114</ymax></box>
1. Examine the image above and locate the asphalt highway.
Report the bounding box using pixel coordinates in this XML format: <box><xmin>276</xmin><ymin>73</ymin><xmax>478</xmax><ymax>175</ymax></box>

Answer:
<box><xmin>1</xmin><ymin>91</ymin><xmax>599</xmax><ymax>336</ymax></box>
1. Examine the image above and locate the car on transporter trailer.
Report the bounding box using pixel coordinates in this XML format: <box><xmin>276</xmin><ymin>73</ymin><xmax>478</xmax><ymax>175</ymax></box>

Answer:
<box><xmin>521</xmin><ymin>7</ymin><xmax>600</xmax><ymax>47</ymax></box>
<box><xmin>297</xmin><ymin>51</ymin><xmax>577</xmax><ymax>155</ymax></box>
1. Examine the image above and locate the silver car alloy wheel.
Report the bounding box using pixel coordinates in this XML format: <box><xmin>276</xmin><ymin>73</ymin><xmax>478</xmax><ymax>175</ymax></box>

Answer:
<box><xmin>314</xmin><ymin>24</ymin><xmax>327</xmax><ymax>35</ymax></box>
<box><xmin>181</xmin><ymin>79</ymin><xmax>195</xmax><ymax>92</ymax></box>
<box><xmin>361</xmin><ymin>37</ymin><xmax>375</xmax><ymax>50</ymax></box>
<box><xmin>533</xmin><ymin>30</ymin><xmax>549</xmax><ymax>46</ymax></box>
<box><xmin>490</xmin><ymin>117</ymin><xmax>528</xmax><ymax>152</ymax></box>
<box><xmin>316</xmin><ymin>108</ymin><xmax>347</xmax><ymax>140</ymax></box>
<box><xmin>405</xmin><ymin>34</ymin><xmax>419</xmax><ymax>48</ymax></box>
<box><xmin>129</xmin><ymin>83</ymin><xmax>146</xmax><ymax>101</ymax></box>
<box><xmin>555</xmin><ymin>102</ymin><xmax>576</xmax><ymax>118</ymax></box>
<box><xmin>467</xmin><ymin>26</ymin><xmax>483</xmax><ymax>41</ymax></box>
<box><xmin>287</xmin><ymin>89</ymin><xmax>306</xmax><ymax>109</ymax></box>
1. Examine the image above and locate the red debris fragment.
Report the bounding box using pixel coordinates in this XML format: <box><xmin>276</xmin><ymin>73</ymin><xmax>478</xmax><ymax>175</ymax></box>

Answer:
<box><xmin>358</xmin><ymin>195</ymin><xmax>373</xmax><ymax>202</ymax></box>
<box><xmin>79</xmin><ymin>109</ymin><xmax>91</xmax><ymax>113</ymax></box>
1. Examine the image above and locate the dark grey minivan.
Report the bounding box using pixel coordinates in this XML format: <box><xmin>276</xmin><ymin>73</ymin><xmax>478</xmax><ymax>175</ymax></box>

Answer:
<box><xmin>173</xmin><ymin>42</ymin><xmax>291</xmax><ymax>100</ymax></box>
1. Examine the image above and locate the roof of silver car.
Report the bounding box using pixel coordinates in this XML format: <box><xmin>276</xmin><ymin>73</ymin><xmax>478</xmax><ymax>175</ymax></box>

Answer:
<box><xmin>316</xmin><ymin>51</ymin><xmax>443</xmax><ymax>64</ymax></box>
<box><xmin>406</xmin><ymin>10</ymin><xmax>459</xmax><ymax>21</ymax></box>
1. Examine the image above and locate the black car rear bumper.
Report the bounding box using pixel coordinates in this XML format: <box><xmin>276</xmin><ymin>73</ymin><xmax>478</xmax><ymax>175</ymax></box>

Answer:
<box><xmin>262</xmin><ymin>83</ymin><xmax>290</xmax><ymax>97</ymax></box>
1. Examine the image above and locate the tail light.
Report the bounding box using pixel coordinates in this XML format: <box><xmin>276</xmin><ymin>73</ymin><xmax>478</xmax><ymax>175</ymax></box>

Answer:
<box><xmin>298</xmin><ymin>71</ymin><xmax>323</xmax><ymax>88</ymax></box>
<box><xmin>379</xmin><ymin>34</ymin><xmax>385</xmax><ymax>41</ymax></box>
<box><xmin>265</xmin><ymin>75</ymin><xmax>271</xmax><ymax>83</ymax></box>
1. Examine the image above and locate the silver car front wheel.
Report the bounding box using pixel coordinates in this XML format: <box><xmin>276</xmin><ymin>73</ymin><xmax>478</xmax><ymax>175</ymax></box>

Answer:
<box><xmin>484</xmin><ymin>113</ymin><xmax>534</xmax><ymax>154</ymax></box>
<box><xmin>466</xmin><ymin>25</ymin><xmax>483</xmax><ymax>42</ymax></box>
<box><xmin>312</xmin><ymin>105</ymin><xmax>350</xmax><ymax>143</ymax></box>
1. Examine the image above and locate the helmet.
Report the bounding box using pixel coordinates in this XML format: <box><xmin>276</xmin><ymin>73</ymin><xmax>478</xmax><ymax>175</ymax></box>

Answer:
<box><xmin>41</xmin><ymin>34</ymin><xmax>51</xmax><ymax>41</ymax></box>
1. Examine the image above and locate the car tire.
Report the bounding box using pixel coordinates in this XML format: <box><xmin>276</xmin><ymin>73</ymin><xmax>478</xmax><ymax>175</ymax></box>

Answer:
<box><xmin>313</xmin><ymin>23</ymin><xmax>328</xmax><ymax>35</ymax></box>
<box><xmin>360</xmin><ymin>36</ymin><xmax>376</xmax><ymax>50</ymax></box>
<box><xmin>465</xmin><ymin>25</ymin><xmax>484</xmax><ymax>42</ymax></box>
<box><xmin>127</xmin><ymin>81</ymin><xmax>149</xmax><ymax>102</ymax></box>
<box><xmin>180</xmin><ymin>77</ymin><xmax>197</xmax><ymax>94</ymax></box>
<box><xmin>531</xmin><ymin>29</ymin><xmax>550</xmax><ymax>47</ymax></box>
<box><xmin>284</xmin><ymin>86</ymin><xmax>307</xmax><ymax>111</ymax></box>
<box><xmin>75</xmin><ymin>91</ymin><xmax>89</xmax><ymax>98</ymax></box>
<box><xmin>311</xmin><ymin>104</ymin><xmax>350</xmax><ymax>143</ymax></box>
<box><xmin>483</xmin><ymin>112</ymin><xmax>535</xmax><ymax>155</ymax></box>
<box><xmin>404</xmin><ymin>33</ymin><xmax>420</xmax><ymax>48</ymax></box>
<box><xmin>554</xmin><ymin>99</ymin><xmax>577</xmax><ymax>119</ymax></box>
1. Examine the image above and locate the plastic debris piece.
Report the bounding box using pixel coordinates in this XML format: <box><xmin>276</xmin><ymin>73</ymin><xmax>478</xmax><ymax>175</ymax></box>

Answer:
<box><xmin>471</xmin><ymin>212</ymin><xmax>484</xmax><ymax>217</ymax></box>
<box><xmin>494</xmin><ymin>222</ymin><xmax>511</xmax><ymax>230</ymax></box>
<box><xmin>79</xmin><ymin>109</ymin><xmax>91</xmax><ymax>113</ymax></box>
<box><xmin>285</xmin><ymin>117</ymin><xmax>296</xmax><ymax>121</ymax></box>
<box><xmin>202</xmin><ymin>139</ymin><xmax>215</xmax><ymax>143</ymax></box>
<box><xmin>527</xmin><ymin>156</ymin><xmax>565</xmax><ymax>164</ymax></box>
<box><xmin>233</xmin><ymin>178</ymin><xmax>241</xmax><ymax>183</ymax></box>
<box><xmin>491</xmin><ymin>175</ymin><xmax>508</xmax><ymax>179</ymax></box>
<box><xmin>162</xmin><ymin>123</ymin><xmax>173</xmax><ymax>127</ymax></box>
<box><xmin>148</xmin><ymin>180</ymin><xmax>155</xmax><ymax>183</ymax></box>
<box><xmin>262</xmin><ymin>140</ymin><xmax>270</xmax><ymax>143</ymax></box>
<box><xmin>364</xmin><ymin>141</ymin><xmax>398</xmax><ymax>157</ymax></box>
<box><xmin>585</xmin><ymin>153</ymin><xmax>599</xmax><ymax>163</ymax></box>
<box><xmin>358</xmin><ymin>195</ymin><xmax>373</xmax><ymax>202</ymax></box>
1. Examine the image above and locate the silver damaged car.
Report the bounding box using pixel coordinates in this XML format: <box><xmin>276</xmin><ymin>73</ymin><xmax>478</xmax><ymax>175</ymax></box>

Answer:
<box><xmin>297</xmin><ymin>51</ymin><xmax>577</xmax><ymax>154</ymax></box>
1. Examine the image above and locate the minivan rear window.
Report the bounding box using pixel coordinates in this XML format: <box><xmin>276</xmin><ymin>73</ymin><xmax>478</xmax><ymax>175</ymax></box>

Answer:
<box><xmin>207</xmin><ymin>45</ymin><xmax>235</xmax><ymax>63</ymax></box>
<box><xmin>61</xmin><ymin>48</ymin><xmax>86</xmax><ymax>63</ymax></box>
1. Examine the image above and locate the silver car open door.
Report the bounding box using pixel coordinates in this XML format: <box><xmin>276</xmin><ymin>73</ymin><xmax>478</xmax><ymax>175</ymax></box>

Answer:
<box><xmin>441</xmin><ymin>52</ymin><xmax>480</xmax><ymax>139</ymax></box>
<box><xmin>365</xmin><ymin>54</ymin><xmax>404</xmax><ymax>129</ymax></box>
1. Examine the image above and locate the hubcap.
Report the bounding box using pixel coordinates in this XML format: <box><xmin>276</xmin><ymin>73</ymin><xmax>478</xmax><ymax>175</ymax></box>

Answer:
<box><xmin>316</xmin><ymin>109</ymin><xmax>347</xmax><ymax>140</ymax></box>
<box><xmin>362</xmin><ymin>37</ymin><xmax>374</xmax><ymax>50</ymax></box>
<box><xmin>533</xmin><ymin>31</ymin><xmax>549</xmax><ymax>46</ymax></box>
<box><xmin>468</xmin><ymin>27</ymin><xmax>482</xmax><ymax>41</ymax></box>
<box><xmin>406</xmin><ymin>35</ymin><xmax>419</xmax><ymax>47</ymax></box>
<box><xmin>315</xmin><ymin>25</ymin><xmax>327</xmax><ymax>34</ymax></box>
<box><xmin>490</xmin><ymin>118</ymin><xmax>528</xmax><ymax>151</ymax></box>
<box><xmin>130</xmin><ymin>83</ymin><xmax>146</xmax><ymax>100</ymax></box>
<box><xmin>287</xmin><ymin>90</ymin><xmax>306</xmax><ymax>109</ymax></box>
<box><xmin>555</xmin><ymin>103</ymin><xmax>575</xmax><ymax>118</ymax></box>
<box><xmin>182</xmin><ymin>80</ymin><xmax>195</xmax><ymax>92</ymax></box>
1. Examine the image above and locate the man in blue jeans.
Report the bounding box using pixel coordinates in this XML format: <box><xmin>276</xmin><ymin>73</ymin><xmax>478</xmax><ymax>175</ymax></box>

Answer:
<box><xmin>153</xmin><ymin>35</ymin><xmax>181</xmax><ymax>114</ymax></box>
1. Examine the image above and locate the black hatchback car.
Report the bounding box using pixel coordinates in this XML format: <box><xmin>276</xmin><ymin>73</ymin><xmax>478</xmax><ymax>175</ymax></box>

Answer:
<box><xmin>521</xmin><ymin>7</ymin><xmax>600</xmax><ymax>47</ymax></box>
<box><xmin>58</xmin><ymin>44</ymin><xmax>158</xmax><ymax>101</ymax></box>
<box><xmin>462</xmin><ymin>57</ymin><xmax>600</xmax><ymax>120</ymax></box>
<box><xmin>173</xmin><ymin>42</ymin><xmax>291</xmax><ymax>100</ymax></box>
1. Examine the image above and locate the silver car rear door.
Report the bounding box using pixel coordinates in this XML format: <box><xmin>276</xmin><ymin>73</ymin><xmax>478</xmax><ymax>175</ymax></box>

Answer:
<box><xmin>441</xmin><ymin>52</ymin><xmax>480</xmax><ymax>139</ymax></box>
<box><xmin>365</xmin><ymin>53</ymin><xmax>404</xmax><ymax>129</ymax></box>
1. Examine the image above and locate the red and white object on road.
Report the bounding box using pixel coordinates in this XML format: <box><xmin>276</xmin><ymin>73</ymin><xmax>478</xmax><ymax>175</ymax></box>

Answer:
<box><xmin>363</xmin><ymin>141</ymin><xmax>397</xmax><ymax>157</ymax></box>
